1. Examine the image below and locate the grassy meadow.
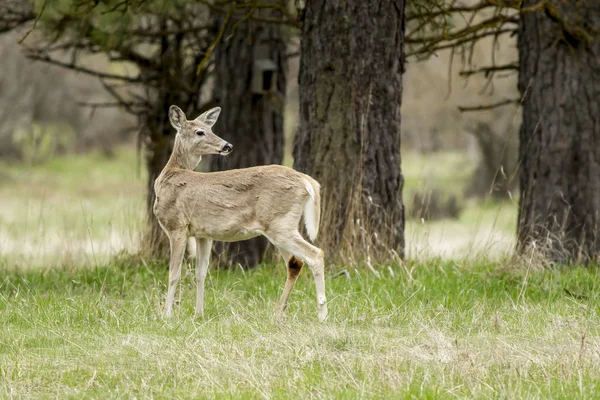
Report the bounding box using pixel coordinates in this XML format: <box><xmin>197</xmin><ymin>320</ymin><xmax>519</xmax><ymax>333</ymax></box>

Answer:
<box><xmin>0</xmin><ymin>147</ymin><xmax>146</xmax><ymax>268</ymax></box>
<box><xmin>2</xmin><ymin>147</ymin><xmax>600</xmax><ymax>398</ymax></box>
<box><xmin>2</xmin><ymin>259</ymin><xmax>600</xmax><ymax>398</ymax></box>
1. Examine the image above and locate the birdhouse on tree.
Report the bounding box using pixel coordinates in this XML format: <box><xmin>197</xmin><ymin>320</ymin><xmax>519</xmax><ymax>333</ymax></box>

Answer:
<box><xmin>252</xmin><ymin>58</ymin><xmax>278</xmax><ymax>94</ymax></box>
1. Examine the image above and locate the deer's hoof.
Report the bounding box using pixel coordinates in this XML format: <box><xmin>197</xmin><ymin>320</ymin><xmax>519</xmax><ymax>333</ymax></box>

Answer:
<box><xmin>318</xmin><ymin>303</ymin><xmax>328</xmax><ymax>322</ymax></box>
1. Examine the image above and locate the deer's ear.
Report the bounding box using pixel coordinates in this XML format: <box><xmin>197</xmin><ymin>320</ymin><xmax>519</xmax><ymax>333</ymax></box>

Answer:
<box><xmin>197</xmin><ymin>107</ymin><xmax>221</xmax><ymax>127</ymax></box>
<box><xmin>169</xmin><ymin>105</ymin><xmax>186</xmax><ymax>130</ymax></box>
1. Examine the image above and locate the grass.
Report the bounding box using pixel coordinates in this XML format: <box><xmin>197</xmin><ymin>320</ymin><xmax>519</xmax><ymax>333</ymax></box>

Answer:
<box><xmin>2</xmin><ymin>259</ymin><xmax>600</xmax><ymax>398</ymax></box>
<box><xmin>0</xmin><ymin>147</ymin><xmax>146</xmax><ymax>267</ymax></box>
<box><xmin>1</xmin><ymin>147</ymin><xmax>598</xmax><ymax>398</ymax></box>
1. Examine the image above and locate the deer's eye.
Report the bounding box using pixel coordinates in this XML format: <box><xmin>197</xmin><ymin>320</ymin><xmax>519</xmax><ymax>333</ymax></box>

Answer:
<box><xmin>196</xmin><ymin>130</ymin><xmax>205</xmax><ymax>137</ymax></box>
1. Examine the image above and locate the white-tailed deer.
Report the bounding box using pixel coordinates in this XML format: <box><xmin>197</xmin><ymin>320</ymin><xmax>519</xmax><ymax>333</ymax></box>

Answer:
<box><xmin>153</xmin><ymin>105</ymin><xmax>327</xmax><ymax>321</ymax></box>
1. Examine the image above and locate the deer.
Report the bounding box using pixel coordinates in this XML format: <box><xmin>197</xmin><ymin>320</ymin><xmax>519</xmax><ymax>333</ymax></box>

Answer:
<box><xmin>153</xmin><ymin>105</ymin><xmax>327</xmax><ymax>321</ymax></box>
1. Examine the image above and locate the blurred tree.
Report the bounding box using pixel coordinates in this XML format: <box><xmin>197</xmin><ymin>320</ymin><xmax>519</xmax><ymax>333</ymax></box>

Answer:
<box><xmin>406</xmin><ymin>1</ymin><xmax>520</xmax><ymax>107</ymax></box>
<box><xmin>516</xmin><ymin>0</ymin><xmax>600</xmax><ymax>263</ymax></box>
<box><xmin>0</xmin><ymin>0</ymin><xmax>35</xmax><ymax>33</ymax></box>
<box><xmin>4</xmin><ymin>0</ymin><xmax>295</xmax><ymax>258</ymax></box>
<box><xmin>210</xmin><ymin>8</ymin><xmax>288</xmax><ymax>267</ymax></box>
<box><xmin>0</xmin><ymin>32</ymin><xmax>134</xmax><ymax>161</ymax></box>
<box><xmin>409</xmin><ymin>1</ymin><xmax>600</xmax><ymax>263</ymax></box>
<box><xmin>294</xmin><ymin>0</ymin><xmax>406</xmax><ymax>260</ymax></box>
<box><xmin>465</xmin><ymin>119</ymin><xmax>518</xmax><ymax>200</ymax></box>
<box><xmin>10</xmin><ymin>0</ymin><xmax>216</xmax><ymax>254</ymax></box>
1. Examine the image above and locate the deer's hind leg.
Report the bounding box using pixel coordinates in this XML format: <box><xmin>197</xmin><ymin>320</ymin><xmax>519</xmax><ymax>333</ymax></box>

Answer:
<box><xmin>275</xmin><ymin>249</ymin><xmax>304</xmax><ymax>319</ymax></box>
<box><xmin>268</xmin><ymin>232</ymin><xmax>327</xmax><ymax>322</ymax></box>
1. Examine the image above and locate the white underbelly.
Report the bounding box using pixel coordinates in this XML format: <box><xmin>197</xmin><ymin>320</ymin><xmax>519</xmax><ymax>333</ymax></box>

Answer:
<box><xmin>210</xmin><ymin>232</ymin><xmax>262</xmax><ymax>242</ymax></box>
<box><xmin>189</xmin><ymin>225</ymin><xmax>264</xmax><ymax>242</ymax></box>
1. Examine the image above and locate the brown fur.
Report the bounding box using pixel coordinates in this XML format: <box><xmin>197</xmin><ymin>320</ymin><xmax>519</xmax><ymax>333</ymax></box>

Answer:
<box><xmin>288</xmin><ymin>256</ymin><xmax>304</xmax><ymax>279</ymax></box>
<box><xmin>155</xmin><ymin>164</ymin><xmax>313</xmax><ymax>242</ymax></box>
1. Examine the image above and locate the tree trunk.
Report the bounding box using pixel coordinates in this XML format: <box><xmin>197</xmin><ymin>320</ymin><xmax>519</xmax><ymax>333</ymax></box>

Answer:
<box><xmin>294</xmin><ymin>0</ymin><xmax>406</xmax><ymax>260</ymax></box>
<box><xmin>144</xmin><ymin>120</ymin><xmax>174</xmax><ymax>257</ymax></box>
<box><xmin>210</xmin><ymin>16</ymin><xmax>286</xmax><ymax>267</ymax></box>
<box><xmin>143</xmin><ymin>22</ymin><xmax>206</xmax><ymax>258</ymax></box>
<box><xmin>517</xmin><ymin>0</ymin><xmax>600</xmax><ymax>263</ymax></box>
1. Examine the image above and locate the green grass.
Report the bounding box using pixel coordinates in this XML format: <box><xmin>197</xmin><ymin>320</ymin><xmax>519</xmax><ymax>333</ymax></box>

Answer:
<box><xmin>1</xmin><ymin>147</ymin><xmax>597</xmax><ymax>398</ymax></box>
<box><xmin>2</xmin><ymin>260</ymin><xmax>600</xmax><ymax>398</ymax></box>
<box><xmin>0</xmin><ymin>147</ymin><xmax>146</xmax><ymax>267</ymax></box>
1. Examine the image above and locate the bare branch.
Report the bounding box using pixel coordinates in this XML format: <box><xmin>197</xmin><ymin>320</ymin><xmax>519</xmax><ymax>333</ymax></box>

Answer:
<box><xmin>98</xmin><ymin>78</ymin><xmax>139</xmax><ymax>115</ymax></box>
<box><xmin>0</xmin><ymin>0</ymin><xmax>35</xmax><ymax>34</ymax></box>
<box><xmin>198</xmin><ymin>0</ymin><xmax>299</xmax><ymax>28</ymax></box>
<box><xmin>244</xmin><ymin>15</ymin><xmax>300</xmax><ymax>28</ymax></box>
<box><xmin>460</xmin><ymin>63</ymin><xmax>519</xmax><ymax>77</ymax></box>
<box><xmin>406</xmin><ymin>14</ymin><xmax>517</xmax><ymax>45</ymax></box>
<box><xmin>27</xmin><ymin>52</ymin><xmax>148</xmax><ymax>83</ymax></box>
<box><xmin>109</xmin><ymin>47</ymin><xmax>154</xmax><ymax>69</ymax></box>
<box><xmin>407</xmin><ymin>1</ymin><xmax>497</xmax><ymax>22</ymax></box>
<box><xmin>18</xmin><ymin>0</ymin><xmax>47</xmax><ymax>43</ymax></box>
<box><xmin>129</xmin><ymin>24</ymin><xmax>213</xmax><ymax>38</ymax></box>
<box><xmin>458</xmin><ymin>98</ymin><xmax>519</xmax><ymax>113</ymax></box>
<box><xmin>406</xmin><ymin>28</ymin><xmax>515</xmax><ymax>57</ymax></box>
<box><xmin>76</xmin><ymin>100</ymin><xmax>141</xmax><ymax>110</ymax></box>
<box><xmin>196</xmin><ymin>3</ymin><xmax>233</xmax><ymax>76</ymax></box>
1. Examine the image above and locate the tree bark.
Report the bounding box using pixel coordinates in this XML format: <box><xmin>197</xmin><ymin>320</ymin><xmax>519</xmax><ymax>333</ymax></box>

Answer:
<box><xmin>145</xmin><ymin>117</ymin><xmax>175</xmax><ymax>257</ymax></box>
<box><xmin>210</xmin><ymin>16</ymin><xmax>286</xmax><ymax>267</ymax></box>
<box><xmin>517</xmin><ymin>0</ymin><xmax>600</xmax><ymax>263</ymax></box>
<box><xmin>144</xmin><ymin>22</ymin><xmax>207</xmax><ymax>257</ymax></box>
<box><xmin>294</xmin><ymin>0</ymin><xmax>405</xmax><ymax>260</ymax></box>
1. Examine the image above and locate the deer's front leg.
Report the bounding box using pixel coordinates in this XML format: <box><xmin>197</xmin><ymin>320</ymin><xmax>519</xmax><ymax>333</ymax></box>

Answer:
<box><xmin>165</xmin><ymin>231</ymin><xmax>187</xmax><ymax>318</ymax></box>
<box><xmin>195</xmin><ymin>238</ymin><xmax>212</xmax><ymax>317</ymax></box>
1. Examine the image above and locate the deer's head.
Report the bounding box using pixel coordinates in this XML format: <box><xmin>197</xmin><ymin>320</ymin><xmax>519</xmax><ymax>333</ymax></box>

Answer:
<box><xmin>169</xmin><ymin>105</ymin><xmax>233</xmax><ymax>165</ymax></box>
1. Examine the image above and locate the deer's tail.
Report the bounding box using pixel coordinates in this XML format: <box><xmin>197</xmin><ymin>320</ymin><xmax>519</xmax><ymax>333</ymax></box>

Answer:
<box><xmin>302</xmin><ymin>177</ymin><xmax>321</xmax><ymax>242</ymax></box>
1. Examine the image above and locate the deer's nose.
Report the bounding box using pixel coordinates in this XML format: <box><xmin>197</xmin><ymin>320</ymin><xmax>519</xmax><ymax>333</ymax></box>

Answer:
<box><xmin>221</xmin><ymin>143</ymin><xmax>233</xmax><ymax>154</ymax></box>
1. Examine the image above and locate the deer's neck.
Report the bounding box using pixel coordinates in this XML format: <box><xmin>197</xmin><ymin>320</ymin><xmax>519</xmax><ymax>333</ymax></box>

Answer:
<box><xmin>165</xmin><ymin>136</ymin><xmax>201</xmax><ymax>171</ymax></box>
